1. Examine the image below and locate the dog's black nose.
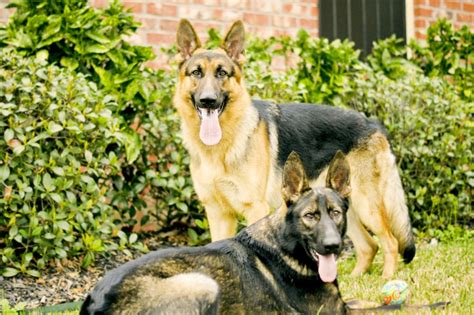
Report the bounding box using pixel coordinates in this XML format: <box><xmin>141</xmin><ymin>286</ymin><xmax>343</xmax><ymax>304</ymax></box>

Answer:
<box><xmin>322</xmin><ymin>237</ymin><xmax>341</xmax><ymax>253</ymax></box>
<box><xmin>199</xmin><ymin>97</ymin><xmax>217</xmax><ymax>109</ymax></box>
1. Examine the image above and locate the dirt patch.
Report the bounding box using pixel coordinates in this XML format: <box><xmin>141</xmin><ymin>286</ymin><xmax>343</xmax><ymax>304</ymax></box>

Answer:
<box><xmin>1</xmin><ymin>232</ymin><xmax>188</xmax><ymax>310</ymax></box>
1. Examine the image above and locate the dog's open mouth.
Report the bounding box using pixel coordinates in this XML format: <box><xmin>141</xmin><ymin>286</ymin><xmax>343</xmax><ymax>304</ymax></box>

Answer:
<box><xmin>310</xmin><ymin>249</ymin><xmax>338</xmax><ymax>283</ymax></box>
<box><xmin>196</xmin><ymin>106</ymin><xmax>224</xmax><ymax>146</ymax></box>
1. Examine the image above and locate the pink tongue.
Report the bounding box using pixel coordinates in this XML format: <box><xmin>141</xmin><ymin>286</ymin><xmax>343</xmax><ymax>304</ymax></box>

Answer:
<box><xmin>317</xmin><ymin>253</ymin><xmax>337</xmax><ymax>283</ymax></box>
<box><xmin>199</xmin><ymin>109</ymin><xmax>222</xmax><ymax>146</ymax></box>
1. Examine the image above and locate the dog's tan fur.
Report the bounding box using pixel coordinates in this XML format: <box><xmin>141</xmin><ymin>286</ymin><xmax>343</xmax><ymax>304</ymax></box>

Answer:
<box><xmin>173</xmin><ymin>19</ymin><xmax>414</xmax><ymax>278</ymax></box>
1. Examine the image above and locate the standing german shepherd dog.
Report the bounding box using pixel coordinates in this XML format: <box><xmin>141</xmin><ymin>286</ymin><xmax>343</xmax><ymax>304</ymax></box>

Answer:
<box><xmin>173</xmin><ymin>19</ymin><xmax>415</xmax><ymax>278</ymax></box>
<box><xmin>81</xmin><ymin>152</ymin><xmax>350</xmax><ymax>314</ymax></box>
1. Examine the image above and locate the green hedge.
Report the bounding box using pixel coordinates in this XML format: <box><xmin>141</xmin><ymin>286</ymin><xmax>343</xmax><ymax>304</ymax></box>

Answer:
<box><xmin>0</xmin><ymin>49</ymin><xmax>128</xmax><ymax>276</ymax></box>
<box><xmin>0</xmin><ymin>0</ymin><xmax>471</xmax><ymax>276</ymax></box>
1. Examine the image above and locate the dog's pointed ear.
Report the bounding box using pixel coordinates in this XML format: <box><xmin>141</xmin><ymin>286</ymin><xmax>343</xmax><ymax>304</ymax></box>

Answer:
<box><xmin>282</xmin><ymin>152</ymin><xmax>309</xmax><ymax>204</ymax></box>
<box><xmin>176</xmin><ymin>19</ymin><xmax>201</xmax><ymax>60</ymax></box>
<box><xmin>326</xmin><ymin>151</ymin><xmax>351</xmax><ymax>198</ymax></box>
<box><xmin>222</xmin><ymin>20</ymin><xmax>245</xmax><ymax>62</ymax></box>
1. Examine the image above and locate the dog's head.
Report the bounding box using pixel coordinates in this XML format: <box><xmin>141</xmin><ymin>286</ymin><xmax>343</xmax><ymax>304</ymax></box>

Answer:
<box><xmin>281</xmin><ymin>151</ymin><xmax>350</xmax><ymax>283</ymax></box>
<box><xmin>174</xmin><ymin>19</ymin><xmax>248</xmax><ymax>146</ymax></box>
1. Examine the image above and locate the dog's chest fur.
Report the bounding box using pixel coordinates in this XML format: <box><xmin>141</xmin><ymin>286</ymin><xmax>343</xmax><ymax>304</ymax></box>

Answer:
<box><xmin>185</xmin><ymin>106</ymin><xmax>281</xmax><ymax>214</ymax></box>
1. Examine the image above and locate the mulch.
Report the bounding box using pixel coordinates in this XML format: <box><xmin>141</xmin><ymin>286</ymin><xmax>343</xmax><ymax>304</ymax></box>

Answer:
<box><xmin>1</xmin><ymin>231</ymin><xmax>188</xmax><ymax>310</ymax></box>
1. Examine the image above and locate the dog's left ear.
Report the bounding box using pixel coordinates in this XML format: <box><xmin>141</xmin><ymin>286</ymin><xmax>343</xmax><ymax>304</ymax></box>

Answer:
<box><xmin>282</xmin><ymin>152</ymin><xmax>309</xmax><ymax>204</ymax></box>
<box><xmin>222</xmin><ymin>20</ymin><xmax>245</xmax><ymax>62</ymax></box>
<box><xmin>326</xmin><ymin>151</ymin><xmax>351</xmax><ymax>198</ymax></box>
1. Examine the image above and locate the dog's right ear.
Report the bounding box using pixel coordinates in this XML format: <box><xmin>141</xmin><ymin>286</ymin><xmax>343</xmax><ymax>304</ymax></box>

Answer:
<box><xmin>176</xmin><ymin>19</ymin><xmax>201</xmax><ymax>60</ymax></box>
<box><xmin>282</xmin><ymin>152</ymin><xmax>309</xmax><ymax>204</ymax></box>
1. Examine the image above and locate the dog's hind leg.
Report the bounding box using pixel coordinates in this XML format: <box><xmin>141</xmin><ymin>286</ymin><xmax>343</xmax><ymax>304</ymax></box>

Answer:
<box><xmin>347</xmin><ymin>208</ymin><xmax>378</xmax><ymax>276</ymax></box>
<box><xmin>125</xmin><ymin>273</ymin><xmax>220</xmax><ymax>315</ymax></box>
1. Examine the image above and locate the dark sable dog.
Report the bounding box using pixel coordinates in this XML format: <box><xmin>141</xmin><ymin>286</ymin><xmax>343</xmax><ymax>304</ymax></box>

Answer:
<box><xmin>80</xmin><ymin>152</ymin><xmax>351</xmax><ymax>315</ymax></box>
<box><xmin>173</xmin><ymin>19</ymin><xmax>415</xmax><ymax>278</ymax></box>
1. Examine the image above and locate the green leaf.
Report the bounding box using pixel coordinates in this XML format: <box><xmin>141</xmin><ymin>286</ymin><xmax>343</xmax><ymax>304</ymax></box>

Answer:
<box><xmin>26</xmin><ymin>269</ymin><xmax>41</xmax><ymax>277</ymax></box>
<box><xmin>129</xmin><ymin>233</ymin><xmax>138</xmax><ymax>244</ymax></box>
<box><xmin>57</xmin><ymin>220</ymin><xmax>70</xmax><ymax>231</ymax></box>
<box><xmin>85</xmin><ymin>150</ymin><xmax>93</xmax><ymax>163</ymax></box>
<box><xmin>3</xmin><ymin>268</ymin><xmax>19</xmax><ymax>277</ymax></box>
<box><xmin>85</xmin><ymin>31</ymin><xmax>111</xmax><ymax>44</ymax></box>
<box><xmin>42</xmin><ymin>173</ymin><xmax>55</xmax><ymax>192</ymax></box>
<box><xmin>60</xmin><ymin>57</ymin><xmax>79</xmax><ymax>70</ymax></box>
<box><xmin>9</xmin><ymin>225</ymin><xmax>18</xmax><ymax>238</ymax></box>
<box><xmin>48</xmin><ymin>121</ymin><xmax>63</xmax><ymax>134</ymax></box>
<box><xmin>4</xmin><ymin>129</ymin><xmax>14</xmax><ymax>142</ymax></box>
<box><xmin>124</xmin><ymin>131</ymin><xmax>141</xmax><ymax>164</ymax></box>
<box><xmin>85</xmin><ymin>44</ymin><xmax>110</xmax><ymax>54</ymax></box>
<box><xmin>51</xmin><ymin>167</ymin><xmax>65</xmax><ymax>176</ymax></box>
<box><xmin>0</xmin><ymin>165</ymin><xmax>10</xmax><ymax>181</ymax></box>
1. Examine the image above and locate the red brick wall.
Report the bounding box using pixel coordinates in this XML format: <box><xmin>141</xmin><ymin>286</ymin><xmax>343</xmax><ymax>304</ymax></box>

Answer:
<box><xmin>89</xmin><ymin>0</ymin><xmax>319</xmax><ymax>67</ymax></box>
<box><xmin>1</xmin><ymin>0</ymin><xmax>473</xmax><ymax>54</ymax></box>
<box><xmin>413</xmin><ymin>0</ymin><xmax>474</xmax><ymax>39</ymax></box>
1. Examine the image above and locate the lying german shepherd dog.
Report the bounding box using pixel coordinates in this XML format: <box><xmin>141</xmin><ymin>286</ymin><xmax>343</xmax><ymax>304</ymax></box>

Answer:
<box><xmin>81</xmin><ymin>152</ymin><xmax>350</xmax><ymax>314</ymax></box>
<box><xmin>173</xmin><ymin>19</ymin><xmax>415</xmax><ymax>278</ymax></box>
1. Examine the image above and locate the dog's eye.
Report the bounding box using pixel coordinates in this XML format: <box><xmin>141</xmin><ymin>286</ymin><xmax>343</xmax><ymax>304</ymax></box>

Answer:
<box><xmin>331</xmin><ymin>210</ymin><xmax>342</xmax><ymax>218</ymax></box>
<box><xmin>217</xmin><ymin>69</ymin><xmax>228</xmax><ymax>78</ymax></box>
<box><xmin>304</xmin><ymin>212</ymin><xmax>319</xmax><ymax>220</ymax></box>
<box><xmin>191</xmin><ymin>69</ymin><xmax>202</xmax><ymax>78</ymax></box>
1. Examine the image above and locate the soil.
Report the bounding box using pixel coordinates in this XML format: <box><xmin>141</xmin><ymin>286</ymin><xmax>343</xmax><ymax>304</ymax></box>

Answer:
<box><xmin>1</xmin><ymin>231</ymin><xmax>188</xmax><ymax>310</ymax></box>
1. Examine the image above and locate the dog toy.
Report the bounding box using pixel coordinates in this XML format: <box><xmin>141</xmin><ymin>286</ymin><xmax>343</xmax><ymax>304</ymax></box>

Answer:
<box><xmin>381</xmin><ymin>280</ymin><xmax>409</xmax><ymax>305</ymax></box>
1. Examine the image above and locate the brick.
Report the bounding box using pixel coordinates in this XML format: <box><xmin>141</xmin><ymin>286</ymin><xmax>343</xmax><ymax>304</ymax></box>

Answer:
<box><xmin>415</xmin><ymin>19</ymin><xmax>427</xmax><ymax>28</ymax></box>
<box><xmin>160</xmin><ymin>19</ymin><xmax>180</xmax><ymax>32</ymax></box>
<box><xmin>137</xmin><ymin>18</ymin><xmax>158</xmax><ymax>30</ymax></box>
<box><xmin>161</xmin><ymin>4</ymin><xmax>178</xmax><ymax>16</ymax></box>
<box><xmin>457</xmin><ymin>13</ymin><xmax>473</xmax><ymax>23</ymax></box>
<box><xmin>463</xmin><ymin>3</ymin><xmax>474</xmax><ymax>12</ymax></box>
<box><xmin>243</xmin><ymin>13</ymin><xmax>270</xmax><ymax>25</ymax></box>
<box><xmin>310</xmin><ymin>5</ymin><xmax>319</xmax><ymax>17</ymax></box>
<box><xmin>122</xmin><ymin>1</ymin><xmax>143</xmax><ymax>14</ymax></box>
<box><xmin>300</xmin><ymin>18</ymin><xmax>318</xmax><ymax>29</ymax></box>
<box><xmin>415</xmin><ymin>31</ymin><xmax>427</xmax><ymax>40</ymax></box>
<box><xmin>146</xmin><ymin>3</ymin><xmax>160</xmax><ymax>15</ymax></box>
<box><xmin>445</xmin><ymin>1</ymin><xmax>461</xmax><ymax>10</ymax></box>
<box><xmin>429</xmin><ymin>0</ymin><xmax>440</xmax><ymax>6</ymax></box>
<box><xmin>90</xmin><ymin>0</ymin><xmax>108</xmax><ymax>8</ymax></box>
<box><xmin>222</xmin><ymin>10</ymin><xmax>243</xmax><ymax>21</ymax></box>
<box><xmin>414</xmin><ymin>8</ymin><xmax>433</xmax><ymax>17</ymax></box>
<box><xmin>147</xmin><ymin>33</ymin><xmax>176</xmax><ymax>46</ymax></box>
<box><xmin>193</xmin><ymin>22</ymin><xmax>222</xmax><ymax>33</ymax></box>
<box><xmin>414</xmin><ymin>0</ymin><xmax>425</xmax><ymax>5</ymax></box>
<box><xmin>272</xmin><ymin>16</ymin><xmax>298</xmax><ymax>28</ymax></box>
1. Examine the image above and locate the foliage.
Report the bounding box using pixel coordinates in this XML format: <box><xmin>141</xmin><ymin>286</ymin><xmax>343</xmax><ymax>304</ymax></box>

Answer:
<box><xmin>367</xmin><ymin>35</ymin><xmax>420</xmax><ymax>80</ymax></box>
<box><xmin>0</xmin><ymin>0</ymin><xmax>162</xmax><ymax>229</ymax></box>
<box><xmin>290</xmin><ymin>30</ymin><xmax>360</xmax><ymax>105</ymax></box>
<box><xmin>0</xmin><ymin>49</ymin><xmax>138</xmax><ymax>276</ymax></box>
<box><xmin>345</xmin><ymin>65</ymin><xmax>472</xmax><ymax>231</ymax></box>
<box><xmin>408</xmin><ymin>19</ymin><xmax>473</xmax><ymax>101</ymax></box>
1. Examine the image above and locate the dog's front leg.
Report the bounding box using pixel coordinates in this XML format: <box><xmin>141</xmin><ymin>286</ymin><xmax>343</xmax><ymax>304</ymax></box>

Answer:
<box><xmin>204</xmin><ymin>201</ymin><xmax>238</xmax><ymax>241</ymax></box>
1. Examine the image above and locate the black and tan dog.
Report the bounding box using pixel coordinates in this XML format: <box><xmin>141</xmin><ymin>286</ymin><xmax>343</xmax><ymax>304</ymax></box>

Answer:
<box><xmin>80</xmin><ymin>152</ymin><xmax>350</xmax><ymax>314</ymax></box>
<box><xmin>173</xmin><ymin>19</ymin><xmax>416</xmax><ymax>278</ymax></box>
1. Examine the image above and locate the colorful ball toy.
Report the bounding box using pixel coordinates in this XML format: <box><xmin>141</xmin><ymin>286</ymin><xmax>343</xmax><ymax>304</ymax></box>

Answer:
<box><xmin>381</xmin><ymin>280</ymin><xmax>409</xmax><ymax>305</ymax></box>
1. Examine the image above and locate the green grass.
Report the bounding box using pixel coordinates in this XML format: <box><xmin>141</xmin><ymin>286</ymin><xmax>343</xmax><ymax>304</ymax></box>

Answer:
<box><xmin>2</xmin><ymin>240</ymin><xmax>472</xmax><ymax>314</ymax></box>
<box><xmin>338</xmin><ymin>240</ymin><xmax>474</xmax><ymax>314</ymax></box>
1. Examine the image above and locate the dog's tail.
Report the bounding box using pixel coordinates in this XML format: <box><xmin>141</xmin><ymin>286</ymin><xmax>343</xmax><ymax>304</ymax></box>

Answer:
<box><xmin>376</xmin><ymin>138</ymin><xmax>416</xmax><ymax>263</ymax></box>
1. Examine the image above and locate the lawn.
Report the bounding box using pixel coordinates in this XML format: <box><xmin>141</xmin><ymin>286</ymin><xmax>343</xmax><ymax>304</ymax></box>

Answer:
<box><xmin>1</xmin><ymin>240</ymin><xmax>472</xmax><ymax>314</ymax></box>
<box><xmin>338</xmin><ymin>240</ymin><xmax>474</xmax><ymax>314</ymax></box>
